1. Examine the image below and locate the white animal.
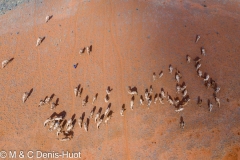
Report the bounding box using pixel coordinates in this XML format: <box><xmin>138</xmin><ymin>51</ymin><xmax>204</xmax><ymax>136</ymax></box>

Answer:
<box><xmin>145</xmin><ymin>91</ymin><xmax>149</xmax><ymax>100</ymax></box>
<box><xmin>120</xmin><ymin>108</ymin><xmax>125</xmax><ymax>116</ymax></box>
<box><xmin>56</xmin><ymin>127</ymin><xmax>62</xmax><ymax>136</ymax></box>
<box><xmin>153</xmin><ymin>72</ymin><xmax>156</xmax><ymax>81</ymax></box>
<box><xmin>78</xmin><ymin>117</ymin><xmax>82</xmax><ymax>128</ymax></box>
<box><xmin>159</xmin><ymin>95</ymin><xmax>164</xmax><ymax>104</ymax></box>
<box><xmin>74</xmin><ymin>87</ymin><xmax>78</xmax><ymax>97</ymax></box>
<box><xmin>36</xmin><ymin>37</ymin><xmax>43</xmax><ymax>46</ymax></box>
<box><xmin>175</xmin><ymin>107</ymin><xmax>184</xmax><ymax>113</ymax></box>
<box><xmin>182</xmin><ymin>89</ymin><xmax>187</xmax><ymax>97</ymax></box>
<box><xmin>186</xmin><ymin>55</ymin><xmax>191</xmax><ymax>63</ymax></box>
<box><xmin>53</xmin><ymin>116</ymin><xmax>63</xmax><ymax>121</ymax></box>
<box><xmin>51</xmin><ymin>102</ymin><xmax>56</xmax><ymax>110</ymax></box>
<box><xmin>95</xmin><ymin>112</ymin><xmax>100</xmax><ymax>123</ymax></box>
<box><xmin>169</xmin><ymin>65</ymin><xmax>173</xmax><ymax>74</ymax></box>
<box><xmin>180</xmin><ymin>120</ymin><xmax>185</xmax><ymax>129</ymax></box>
<box><xmin>58</xmin><ymin>137</ymin><xmax>71</xmax><ymax>141</ymax></box>
<box><xmin>201</xmin><ymin>47</ymin><xmax>206</xmax><ymax>56</ymax></box>
<box><xmin>154</xmin><ymin>95</ymin><xmax>158</xmax><ymax>104</ymax></box>
<box><xmin>79</xmin><ymin>48</ymin><xmax>84</xmax><ymax>54</ymax></box>
<box><xmin>196</xmin><ymin>63</ymin><xmax>201</xmax><ymax>71</ymax></box>
<box><xmin>104</xmin><ymin>95</ymin><xmax>109</xmax><ymax>103</ymax></box>
<box><xmin>66</xmin><ymin>124</ymin><xmax>73</xmax><ymax>133</ymax></box>
<box><xmin>147</xmin><ymin>99</ymin><xmax>152</xmax><ymax>108</ymax></box>
<box><xmin>215</xmin><ymin>87</ymin><xmax>220</xmax><ymax>94</ymax></box>
<box><xmin>195</xmin><ymin>35</ymin><xmax>200</xmax><ymax>43</ymax></box>
<box><xmin>209</xmin><ymin>102</ymin><xmax>213</xmax><ymax>112</ymax></box>
<box><xmin>90</xmin><ymin>109</ymin><xmax>94</xmax><ymax>118</ymax></box>
<box><xmin>197</xmin><ymin>69</ymin><xmax>202</xmax><ymax>77</ymax></box>
<box><xmin>149</xmin><ymin>86</ymin><xmax>153</xmax><ymax>94</ymax></box>
<box><xmin>86</xmin><ymin>46</ymin><xmax>90</xmax><ymax>55</ymax></box>
<box><xmin>38</xmin><ymin>100</ymin><xmax>45</xmax><ymax>107</ymax></box>
<box><xmin>204</xmin><ymin>74</ymin><xmax>209</xmax><ymax>82</ymax></box>
<box><xmin>45</xmin><ymin>15</ymin><xmax>51</xmax><ymax>23</ymax></box>
<box><xmin>82</xmin><ymin>99</ymin><xmax>86</xmax><ymax>107</ymax></box>
<box><xmin>140</xmin><ymin>96</ymin><xmax>144</xmax><ymax>105</ymax></box>
<box><xmin>176</xmin><ymin>85</ymin><xmax>181</xmax><ymax>94</ymax></box>
<box><xmin>130</xmin><ymin>97</ymin><xmax>134</xmax><ymax>110</ymax></box>
<box><xmin>215</xmin><ymin>97</ymin><xmax>220</xmax><ymax>107</ymax></box>
<box><xmin>106</xmin><ymin>87</ymin><xmax>111</xmax><ymax>95</ymax></box>
<box><xmin>167</xmin><ymin>95</ymin><xmax>174</xmax><ymax>105</ymax></box>
<box><xmin>2</xmin><ymin>59</ymin><xmax>10</xmax><ymax>68</ymax></box>
<box><xmin>66</xmin><ymin>119</ymin><xmax>73</xmax><ymax>127</ymax></box>
<box><xmin>159</xmin><ymin>71</ymin><xmax>163</xmax><ymax>78</ymax></box>
<box><xmin>175</xmin><ymin>74</ymin><xmax>180</xmax><ymax>83</ymax></box>
<box><xmin>84</xmin><ymin>122</ymin><xmax>88</xmax><ymax>132</ymax></box>
<box><xmin>92</xmin><ymin>94</ymin><xmax>97</xmax><ymax>104</ymax></box>
<box><xmin>45</xmin><ymin>97</ymin><xmax>51</xmax><ymax>104</ymax></box>
<box><xmin>22</xmin><ymin>92</ymin><xmax>29</xmax><ymax>103</ymax></box>
<box><xmin>104</xmin><ymin>107</ymin><xmax>110</xmax><ymax>116</ymax></box>
<box><xmin>97</xmin><ymin>119</ymin><xmax>103</xmax><ymax>129</ymax></box>
<box><xmin>161</xmin><ymin>90</ymin><xmax>166</xmax><ymax>98</ymax></box>
<box><xmin>105</xmin><ymin>116</ymin><xmax>112</xmax><ymax>124</ymax></box>
<box><xmin>44</xmin><ymin>118</ymin><xmax>52</xmax><ymax>127</ymax></box>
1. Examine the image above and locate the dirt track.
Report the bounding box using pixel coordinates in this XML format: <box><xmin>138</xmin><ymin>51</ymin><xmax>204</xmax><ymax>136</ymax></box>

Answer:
<box><xmin>0</xmin><ymin>0</ymin><xmax>239</xmax><ymax>159</ymax></box>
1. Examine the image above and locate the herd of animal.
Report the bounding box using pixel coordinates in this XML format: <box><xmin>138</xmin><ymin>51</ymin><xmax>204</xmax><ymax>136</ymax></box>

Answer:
<box><xmin>1</xmin><ymin>15</ymin><xmax>221</xmax><ymax>142</ymax></box>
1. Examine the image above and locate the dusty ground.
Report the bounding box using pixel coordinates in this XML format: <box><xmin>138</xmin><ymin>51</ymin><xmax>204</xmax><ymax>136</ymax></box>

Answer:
<box><xmin>0</xmin><ymin>0</ymin><xmax>239</xmax><ymax>159</ymax></box>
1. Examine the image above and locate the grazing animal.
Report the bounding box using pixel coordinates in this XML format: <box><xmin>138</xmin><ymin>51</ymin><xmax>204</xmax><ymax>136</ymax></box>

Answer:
<box><xmin>127</xmin><ymin>86</ymin><xmax>138</xmax><ymax>95</ymax></box>
<box><xmin>97</xmin><ymin>119</ymin><xmax>103</xmax><ymax>129</ymax></box>
<box><xmin>169</xmin><ymin>65</ymin><xmax>173</xmax><ymax>74</ymax></box>
<box><xmin>215</xmin><ymin>96</ymin><xmax>220</xmax><ymax>107</ymax></box>
<box><xmin>84</xmin><ymin>122</ymin><xmax>88</xmax><ymax>132</ymax></box>
<box><xmin>51</xmin><ymin>102</ymin><xmax>56</xmax><ymax>110</ymax></box>
<box><xmin>180</xmin><ymin>116</ymin><xmax>185</xmax><ymax>129</ymax></box>
<box><xmin>159</xmin><ymin>94</ymin><xmax>164</xmax><ymax>104</ymax></box>
<box><xmin>48</xmin><ymin>121</ymin><xmax>55</xmax><ymax>131</ymax></box>
<box><xmin>53</xmin><ymin>116</ymin><xmax>63</xmax><ymax>121</ymax></box>
<box><xmin>175</xmin><ymin>107</ymin><xmax>184</xmax><ymax>113</ymax></box>
<box><xmin>74</xmin><ymin>87</ymin><xmax>78</xmax><ymax>97</ymax></box>
<box><xmin>104</xmin><ymin>94</ymin><xmax>109</xmax><ymax>103</ymax></box>
<box><xmin>209</xmin><ymin>101</ymin><xmax>213</xmax><ymax>112</ymax></box>
<box><xmin>92</xmin><ymin>93</ymin><xmax>98</xmax><ymax>104</ymax></box>
<box><xmin>38</xmin><ymin>100</ymin><xmax>45</xmax><ymax>107</ymax></box>
<box><xmin>153</xmin><ymin>72</ymin><xmax>156</xmax><ymax>81</ymax></box>
<box><xmin>159</xmin><ymin>71</ymin><xmax>163</xmax><ymax>78</ymax></box>
<box><xmin>196</xmin><ymin>63</ymin><xmax>201</xmax><ymax>71</ymax></box>
<box><xmin>78</xmin><ymin>117</ymin><xmax>82</xmax><ymax>128</ymax></box>
<box><xmin>36</xmin><ymin>37</ymin><xmax>43</xmax><ymax>46</ymax></box>
<box><xmin>176</xmin><ymin>68</ymin><xmax>182</xmax><ymax>78</ymax></box>
<box><xmin>22</xmin><ymin>92</ymin><xmax>29</xmax><ymax>103</ymax></box>
<box><xmin>45</xmin><ymin>15</ymin><xmax>51</xmax><ymax>23</ymax></box>
<box><xmin>195</xmin><ymin>35</ymin><xmax>200</xmax><ymax>43</ymax></box>
<box><xmin>186</xmin><ymin>55</ymin><xmax>191</xmax><ymax>63</ymax></box>
<box><xmin>204</xmin><ymin>74</ymin><xmax>210</xmax><ymax>82</ymax></box>
<box><xmin>53</xmin><ymin>121</ymin><xmax>60</xmax><ymax>130</ymax></box>
<box><xmin>86</xmin><ymin>46</ymin><xmax>90</xmax><ymax>55</ymax></box>
<box><xmin>174</xmin><ymin>99</ymin><xmax>180</xmax><ymax>106</ymax></box>
<box><xmin>197</xmin><ymin>69</ymin><xmax>203</xmax><ymax>77</ymax></box>
<box><xmin>2</xmin><ymin>59</ymin><xmax>10</xmax><ymax>68</ymax></box>
<box><xmin>95</xmin><ymin>112</ymin><xmax>100</xmax><ymax>123</ymax></box>
<box><xmin>201</xmin><ymin>47</ymin><xmax>206</xmax><ymax>56</ymax></box>
<box><xmin>130</xmin><ymin>96</ymin><xmax>134</xmax><ymax>110</ymax></box>
<box><xmin>215</xmin><ymin>87</ymin><xmax>220</xmax><ymax>94</ymax></box>
<box><xmin>182</xmin><ymin>89</ymin><xmax>187</xmax><ymax>97</ymax></box>
<box><xmin>205</xmin><ymin>80</ymin><xmax>211</xmax><ymax>89</ymax></box>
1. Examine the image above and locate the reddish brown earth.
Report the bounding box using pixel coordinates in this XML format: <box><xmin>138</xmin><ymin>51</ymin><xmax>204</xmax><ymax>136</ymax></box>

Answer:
<box><xmin>0</xmin><ymin>0</ymin><xmax>239</xmax><ymax>159</ymax></box>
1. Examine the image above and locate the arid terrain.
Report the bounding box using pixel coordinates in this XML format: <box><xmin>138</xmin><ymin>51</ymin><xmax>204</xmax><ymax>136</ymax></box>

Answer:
<box><xmin>0</xmin><ymin>0</ymin><xmax>239</xmax><ymax>159</ymax></box>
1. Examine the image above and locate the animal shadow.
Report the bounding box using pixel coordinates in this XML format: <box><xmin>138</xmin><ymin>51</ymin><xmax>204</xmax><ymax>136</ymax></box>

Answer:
<box><xmin>92</xmin><ymin>106</ymin><xmax>96</xmax><ymax>114</ymax></box>
<box><xmin>86</xmin><ymin>118</ymin><xmax>90</xmax><ymax>128</ymax></box>
<box><xmin>89</xmin><ymin>45</ymin><xmax>92</xmax><ymax>52</ymax></box>
<box><xmin>98</xmin><ymin>107</ymin><xmax>102</xmax><ymax>115</ymax></box>
<box><xmin>107</xmin><ymin>103</ymin><xmax>111</xmax><ymax>109</ymax></box>
<box><xmin>107</xmin><ymin>86</ymin><xmax>113</xmax><ymax>92</ymax></box>
<box><xmin>107</xmin><ymin>110</ymin><xmax>114</xmax><ymax>117</ymax></box>
<box><xmin>122</xmin><ymin>104</ymin><xmax>125</xmax><ymax>110</ymax></box>
<box><xmin>100</xmin><ymin>114</ymin><xmax>105</xmax><ymax>120</ymax></box>
<box><xmin>50</xmin><ymin>93</ymin><xmax>55</xmax><ymax>100</ymax></box>
<box><xmin>62</xmin><ymin>119</ymin><xmax>67</xmax><ymax>128</ymax></box>
<box><xmin>55</xmin><ymin>98</ymin><xmax>59</xmax><ymax>106</ymax></box>
<box><xmin>131</xmin><ymin>96</ymin><xmax>135</xmax><ymax>101</ymax></box>
<box><xmin>131</xmin><ymin>86</ymin><xmax>138</xmax><ymax>93</ymax></box>
<box><xmin>85</xmin><ymin>95</ymin><xmax>89</xmax><ymax>103</ymax></box>
<box><xmin>28</xmin><ymin>88</ymin><xmax>34</xmax><ymax>98</ymax></box>
<box><xmin>81</xmin><ymin>112</ymin><xmax>85</xmax><ymax>121</ymax></box>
